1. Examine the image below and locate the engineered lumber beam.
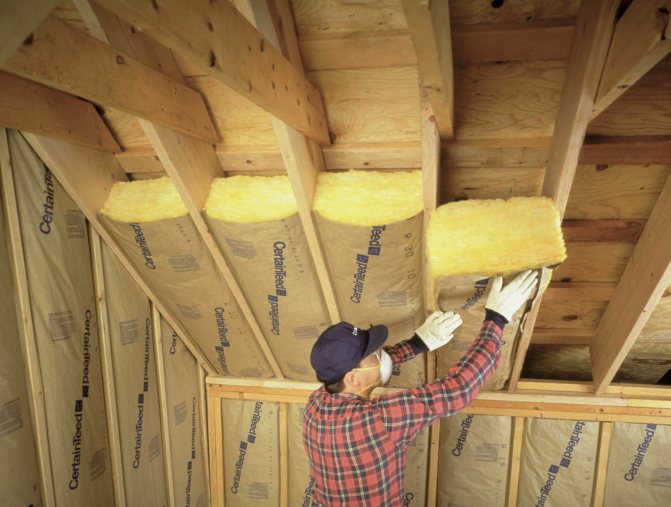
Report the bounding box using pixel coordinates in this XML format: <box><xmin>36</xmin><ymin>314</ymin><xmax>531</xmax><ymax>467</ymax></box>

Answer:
<box><xmin>0</xmin><ymin>0</ymin><xmax>62</xmax><ymax>65</ymax></box>
<box><xmin>151</xmin><ymin>305</ymin><xmax>177</xmax><ymax>507</ymax></box>
<box><xmin>79</xmin><ymin>1</ymin><xmax>284</xmax><ymax>378</ymax></box>
<box><xmin>0</xmin><ymin>71</ymin><xmax>120</xmax><ymax>152</ymax></box>
<box><xmin>95</xmin><ymin>0</ymin><xmax>330</xmax><ymax>145</ymax></box>
<box><xmin>591</xmin><ymin>0</ymin><xmax>671</xmax><ymax>119</ymax></box>
<box><xmin>401</xmin><ymin>0</ymin><xmax>454</xmax><ymax>138</ymax></box>
<box><xmin>542</xmin><ymin>0</ymin><xmax>620</xmax><ymax>216</ymax></box>
<box><xmin>510</xmin><ymin>0</ymin><xmax>620</xmax><ymax>390</ymax></box>
<box><xmin>3</xmin><ymin>15</ymin><xmax>218</xmax><ymax>143</ymax></box>
<box><xmin>236</xmin><ymin>0</ymin><xmax>340</xmax><ymax>323</ymax></box>
<box><xmin>21</xmin><ymin>133</ymin><xmax>217</xmax><ymax>375</ymax></box>
<box><xmin>0</xmin><ymin>127</ymin><xmax>56</xmax><ymax>506</ymax></box>
<box><xmin>591</xmin><ymin>174</ymin><xmax>671</xmax><ymax>393</ymax></box>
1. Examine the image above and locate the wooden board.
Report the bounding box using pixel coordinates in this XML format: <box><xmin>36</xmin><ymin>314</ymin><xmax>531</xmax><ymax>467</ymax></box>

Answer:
<box><xmin>442</xmin><ymin>166</ymin><xmax>545</xmax><ymax>201</ymax></box>
<box><xmin>551</xmin><ymin>242</ymin><xmax>634</xmax><ymax>283</ymax></box>
<box><xmin>536</xmin><ymin>300</ymin><xmax>608</xmax><ymax>330</ymax></box>
<box><xmin>449</xmin><ymin>0</ymin><xmax>580</xmax><ymax>25</ymax></box>
<box><xmin>565</xmin><ymin>164</ymin><xmax>671</xmax><ymax>220</ymax></box>
<box><xmin>454</xmin><ymin>60</ymin><xmax>565</xmax><ymax>140</ymax></box>
<box><xmin>307</xmin><ymin>66</ymin><xmax>420</xmax><ymax>144</ymax></box>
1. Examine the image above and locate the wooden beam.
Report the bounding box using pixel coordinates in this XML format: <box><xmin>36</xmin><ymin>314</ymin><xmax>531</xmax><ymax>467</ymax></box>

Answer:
<box><xmin>0</xmin><ymin>71</ymin><xmax>120</xmax><ymax>152</ymax></box>
<box><xmin>3</xmin><ymin>15</ymin><xmax>218</xmax><ymax>143</ymax></box>
<box><xmin>592</xmin><ymin>0</ymin><xmax>671</xmax><ymax>119</ymax></box>
<box><xmin>150</xmin><ymin>305</ymin><xmax>176</xmax><ymax>507</ymax></box>
<box><xmin>530</xmin><ymin>328</ymin><xmax>593</xmax><ymax>346</ymax></box>
<box><xmin>236</xmin><ymin>0</ymin><xmax>340</xmax><ymax>323</ymax></box>
<box><xmin>591</xmin><ymin>174</ymin><xmax>671</xmax><ymax>393</ymax></box>
<box><xmin>0</xmin><ymin>0</ymin><xmax>62</xmax><ymax>65</ymax></box>
<box><xmin>506</xmin><ymin>417</ymin><xmax>524</xmax><ymax>507</ymax></box>
<box><xmin>402</xmin><ymin>0</ymin><xmax>454</xmax><ymax>138</ymax></box>
<box><xmin>542</xmin><ymin>0</ymin><xmax>620</xmax><ymax>217</ymax></box>
<box><xmin>279</xmin><ymin>402</ymin><xmax>289</xmax><ymax>507</ymax></box>
<box><xmin>21</xmin><ymin>132</ymin><xmax>217</xmax><ymax>375</ymax></box>
<box><xmin>79</xmin><ymin>1</ymin><xmax>284</xmax><ymax>378</ymax></box>
<box><xmin>580</xmin><ymin>135</ymin><xmax>671</xmax><ymax>165</ymax></box>
<box><xmin>591</xmin><ymin>422</ymin><xmax>613</xmax><ymax>507</ymax></box>
<box><xmin>544</xmin><ymin>282</ymin><xmax>615</xmax><ymax>301</ymax></box>
<box><xmin>95</xmin><ymin>0</ymin><xmax>330</xmax><ymax>145</ymax></box>
<box><xmin>0</xmin><ymin>127</ymin><xmax>56</xmax><ymax>506</ymax></box>
<box><xmin>198</xmin><ymin>367</ymin><xmax>211</xmax><ymax>507</ymax></box>
<box><xmin>89</xmin><ymin>228</ymin><xmax>127</xmax><ymax>506</ymax></box>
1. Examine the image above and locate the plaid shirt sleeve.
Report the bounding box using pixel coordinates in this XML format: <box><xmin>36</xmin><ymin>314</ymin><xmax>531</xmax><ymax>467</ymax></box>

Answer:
<box><xmin>374</xmin><ymin>318</ymin><xmax>503</xmax><ymax>445</ymax></box>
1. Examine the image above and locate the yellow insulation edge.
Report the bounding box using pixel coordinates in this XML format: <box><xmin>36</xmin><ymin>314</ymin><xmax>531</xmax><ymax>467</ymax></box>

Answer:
<box><xmin>313</xmin><ymin>170</ymin><xmax>423</xmax><ymax>225</ymax></box>
<box><xmin>428</xmin><ymin>197</ymin><xmax>567</xmax><ymax>277</ymax></box>
<box><xmin>100</xmin><ymin>176</ymin><xmax>188</xmax><ymax>223</ymax></box>
<box><xmin>204</xmin><ymin>175</ymin><xmax>298</xmax><ymax>223</ymax></box>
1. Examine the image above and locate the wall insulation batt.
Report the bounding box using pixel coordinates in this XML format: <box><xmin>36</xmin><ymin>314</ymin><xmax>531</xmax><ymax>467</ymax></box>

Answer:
<box><xmin>437</xmin><ymin>413</ymin><xmax>511</xmax><ymax>506</ymax></box>
<box><xmin>518</xmin><ymin>418</ymin><xmax>598</xmax><ymax>506</ymax></box>
<box><xmin>99</xmin><ymin>241</ymin><xmax>167</xmax><ymax>504</ymax></box>
<box><xmin>160</xmin><ymin>318</ymin><xmax>208</xmax><ymax>507</ymax></box>
<box><xmin>221</xmin><ymin>399</ymin><xmax>279</xmax><ymax>505</ymax></box>
<box><xmin>286</xmin><ymin>402</ymin><xmax>429</xmax><ymax>507</ymax></box>
<box><xmin>7</xmin><ymin>130</ymin><xmax>114</xmax><ymax>503</ymax></box>
<box><xmin>204</xmin><ymin>176</ymin><xmax>329</xmax><ymax>381</ymax></box>
<box><xmin>313</xmin><ymin>170</ymin><xmax>425</xmax><ymax>387</ymax></box>
<box><xmin>0</xmin><ymin>170</ymin><xmax>42</xmax><ymax>505</ymax></box>
<box><xmin>428</xmin><ymin>197</ymin><xmax>565</xmax><ymax>389</ymax></box>
<box><xmin>604</xmin><ymin>422</ymin><xmax>671</xmax><ymax>505</ymax></box>
<box><xmin>99</xmin><ymin>177</ymin><xmax>272</xmax><ymax>377</ymax></box>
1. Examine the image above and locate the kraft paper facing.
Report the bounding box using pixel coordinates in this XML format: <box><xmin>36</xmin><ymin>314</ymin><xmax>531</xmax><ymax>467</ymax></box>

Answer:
<box><xmin>161</xmin><ymin>319</ymin><xmax>207</xmax><ymax>507</ymax></box>
<box><xmin>222</xmin><ymin>399</ymin><xmax>279</xmax><ymax>506</ymax></box>
<box><xmin>315</xmin><ymin>213</ymin><xmax>425</xmax><ymax>387</ymax></box>
<box><xmin>206</xmin><ymin>214</ymin><xmax>329</xmax><ymax>381</ymax></box>
<box><xmin>438</xmin><ymin>413</ymin><xmax>512</xmax><ymax>507</ymax></box>
<box><xmin>100</xmin><ymin>213</ymin><xmax>272</xmax><ymax>378</ymax></box>
<box><xmin>101</xmin><ymin>242</ymin><xmax>167</xmax><ymax>505</ymax></box>
<box><xmin>518</xmin><ymin>418</ymin><xmax>598</xmax><ymax>507</ymax></box>
<box><xmin>0</xmin><ymin>183</ymin><xmax>42</xmax><ymax>506</ymax></box>
<box><xmin>10</xmin><ymin>131</ymin><xmax>114</xmax><ymax>505</ymax></box>
<box><xmin>603</xmin><ymin>422</ymin><xmax>671</xmax><ymax>506</ymax></box>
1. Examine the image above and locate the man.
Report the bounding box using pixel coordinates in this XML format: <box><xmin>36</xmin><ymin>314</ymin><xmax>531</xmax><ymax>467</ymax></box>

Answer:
<box><xmin>304</xmin><ymin>270</ymin><xmax>538</xmax><ymax>506</ymax></box>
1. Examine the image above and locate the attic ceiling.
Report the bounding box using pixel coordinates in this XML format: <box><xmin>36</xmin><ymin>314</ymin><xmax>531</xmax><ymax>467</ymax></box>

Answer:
<box><xmin>2</xmin><ymin>0</ymin><xmax>671</xmax><ymax>393</ymax></box>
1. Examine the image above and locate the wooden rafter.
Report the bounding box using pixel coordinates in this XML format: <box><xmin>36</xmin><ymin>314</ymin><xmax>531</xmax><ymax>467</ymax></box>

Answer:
<box><xmin>236</xmin><ymin>0</ymin><xmax>341</xmax><ymax>323</ymax></box>
<box><xmin>77</xmin><ymin>0</ymin><xmax>285</xmax><ymax>378</ymax></box>
<box><xmin>0</xmin><ymin>71</ymin><xmax>120</xmax><ymax>152</ymax></box>
<box><xmin>509</xmin><ymin>0</ymin><xmax>620</xmax><ymax>391</ymax></box>
<box><xmin>591</xmin><ymin>174</ymin><xmax>671</xmax><ymax>394</ymax></box>
<box><xmin>0</xmin><ymin>0</ymin><xmax>62</xmax><ymax>65</ymax></box>
<box><xmin>3</xmin><ymin>15</ymin><xmax>218</xmax><ymax>143</ymax></box>
<box><xmin>591</xmin><ymin>0</ymin><xmax>671</xmax><ymax>119</ymax></box>
<box><xmin>401</xmin><ymin>0</ymin><xmax>454</xmax><ymax>139</ymax></box>
<box><xmin>95</xmin><ymin>0</ymin><xmax>330</xmax><ymax>145</ymax></box>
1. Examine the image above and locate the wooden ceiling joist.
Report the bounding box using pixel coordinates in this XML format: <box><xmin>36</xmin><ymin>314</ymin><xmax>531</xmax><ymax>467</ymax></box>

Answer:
<box><xmin>591</xmin><ymin>174</ymin><xmax>671</xmax><ymax>394</ymax></box>
<box><xmin>95</xmin><ymin>0</ymin><xmax>330</xmax><ymax>145</ymax></box>
<box><xmin>21</xmin><ymin>132</ymin><xmax>217</xmax><ymax>375</ymax></box>
<box><xmin>78</xmin><ymin>0</ymin><xmax>285</xmax><ymax>378</ymax></box>
<box><xmin>591</xmin><ymin>0</ymin><xmax>671</xmax><ymax>120</ymax></box>
<box><xmin>0</xmin><ymin>71</ymin><xmax>120</xmax><ymax>152</ymax></box>
<box><xmin>2</xmin><ymin>15</ymin><xmax>218</xmax><ymax>143</ymax></box>
<box><xmin>509</xmin><ymin>0</ymin><xmax>620</xmax><ymax>391</ymax></box>
<box><xmin>0</xmin><ymin>0</ymin><xmax>62</xmax><ymax>66</ymax></box>
<box><xmin>401</xmin><ymin>0</ymin><xmax>454</xmax><ymax>139</ymax></box>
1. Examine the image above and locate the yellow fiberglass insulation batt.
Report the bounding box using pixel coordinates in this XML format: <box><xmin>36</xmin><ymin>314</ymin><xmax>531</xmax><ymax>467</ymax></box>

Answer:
<box><xmin>99</xmin><ymin>176</ymin><xmax>187</xmax><ymax>222</ymax></box>
<box><xmin>204</xmin><ymin>175</ymin><xmax>298</xmax><ymax>222</ymax></box>
<box><xmin>312</xmin><ymin>170</ymin><xmax>423</xmax><ymax>225</ymax></box>
<box><xmin>428</xmin><ymin>197</ymin><xmax>566</xmax><ymax>277</ymax></box>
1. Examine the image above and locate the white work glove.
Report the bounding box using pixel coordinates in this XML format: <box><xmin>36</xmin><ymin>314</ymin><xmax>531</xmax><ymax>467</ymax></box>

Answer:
<box><xmin>415</xmin><ymin>311</ymin><xmax>463</xmax><ymax>351</ymax></box>
<box><xmin>485</xmin><ymin>270</ymin><xmax>539</xmax><ymax>322</ymax></box>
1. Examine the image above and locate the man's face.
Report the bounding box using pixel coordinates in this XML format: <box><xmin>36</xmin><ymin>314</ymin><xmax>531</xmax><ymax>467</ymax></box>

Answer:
<box><xmin>354</xmin><ymin>348</ymin><xmax>381</xmax><ymax>385</ymax></box>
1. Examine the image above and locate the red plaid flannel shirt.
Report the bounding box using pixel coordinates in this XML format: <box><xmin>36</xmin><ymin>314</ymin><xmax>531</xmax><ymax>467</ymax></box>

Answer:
<box><xmin>303</xmin><ymin>319</ymin><xmax>503</xmax><ymax>506</ymax></box>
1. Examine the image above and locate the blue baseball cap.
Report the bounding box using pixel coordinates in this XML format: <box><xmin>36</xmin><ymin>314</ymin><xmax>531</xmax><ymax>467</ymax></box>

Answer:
<box><xmin>310</xmin><ymin>321</ymin><xmax>388</xmax><ymax>384</ymax></box>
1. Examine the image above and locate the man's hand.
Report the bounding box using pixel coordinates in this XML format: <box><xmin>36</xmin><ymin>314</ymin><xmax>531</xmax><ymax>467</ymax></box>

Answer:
<box><xmin>485</xmin><ymin>270</ymin><xmax>539</xmax><ymax>322</ymax></box>
<box><xmin>415</xmin><ymin>311</ymin><xmax>463</xmax><ymax>351</ymax></box>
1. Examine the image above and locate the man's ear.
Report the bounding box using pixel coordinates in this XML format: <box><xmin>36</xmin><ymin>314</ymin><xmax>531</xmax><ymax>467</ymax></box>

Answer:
<box><xmin>343</xmin><ymin>370</ymin><xmax>359</xmax><ymax>389</ymax></box>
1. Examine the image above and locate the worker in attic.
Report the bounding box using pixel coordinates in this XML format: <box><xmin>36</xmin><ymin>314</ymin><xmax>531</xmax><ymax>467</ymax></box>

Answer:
<box><xmin>304</xmin><ymin>270</ymin><xmax>538</xmax><ymax>506</ymax></box>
